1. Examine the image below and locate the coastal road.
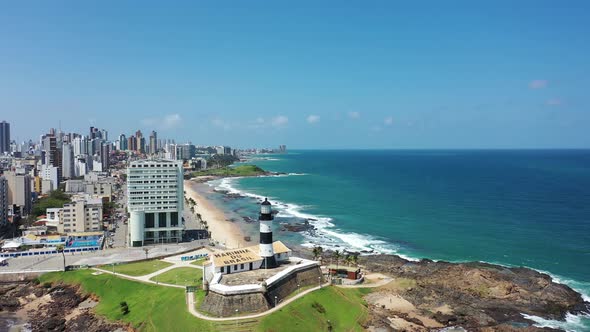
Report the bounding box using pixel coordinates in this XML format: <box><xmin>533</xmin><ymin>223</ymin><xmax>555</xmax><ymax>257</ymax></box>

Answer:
<box><xmin>0</xmin><ymin>240</ymin><xmax>208</xmax><ymax>274</ymax></box>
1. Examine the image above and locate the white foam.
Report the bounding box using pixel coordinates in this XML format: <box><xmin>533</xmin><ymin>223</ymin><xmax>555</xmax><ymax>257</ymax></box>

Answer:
<box><xmin>522</xmin><ymin>312</ymin><xmax>590</xmax><ymax>332</ymax></box>
<box><xmin>206</xmin><ymin>176</ymin><xmax>410</xmax><ymax>257</ymax></box>
<box><xmin>523</xmin><ymin>267</ymin><xmax>590</xmax><ymax>303</ymax></box>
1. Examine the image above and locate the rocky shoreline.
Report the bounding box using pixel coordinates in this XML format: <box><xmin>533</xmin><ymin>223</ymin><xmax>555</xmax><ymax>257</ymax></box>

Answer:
<box><xmin>353</xmin><ymin>254</ymin><xmax>589</xmax><ymax>331</ymax></box>
<box><xmin>0</xmin><ymin>281</ymin><xmax>129</xmax><ymax>332</ymax></box>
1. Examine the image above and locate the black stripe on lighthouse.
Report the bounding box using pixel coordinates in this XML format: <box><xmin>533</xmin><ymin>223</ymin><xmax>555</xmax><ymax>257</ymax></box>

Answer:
<box><xmin>260</xmin><ymin>232</ymin><xmax>273</xmax><ymax>244</ymax></box>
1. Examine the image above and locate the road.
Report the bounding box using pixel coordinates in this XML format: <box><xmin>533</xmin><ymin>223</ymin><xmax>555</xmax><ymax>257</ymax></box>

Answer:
<box><xmin>0</xmin><ymin>240</ymin><xmax>208</xmax><ymax>273</ymax></box>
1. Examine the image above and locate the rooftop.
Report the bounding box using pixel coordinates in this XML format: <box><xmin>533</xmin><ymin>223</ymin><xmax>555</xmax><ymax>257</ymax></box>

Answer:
<box><xmin>219</xmin><ymin>259</ymin><xmax>301</xmax><ymax>286</ymax></box>
<box><xmin>210</xmin><ymin>241</ymin><xmax>291</xmax><ymax>268</ymax></box>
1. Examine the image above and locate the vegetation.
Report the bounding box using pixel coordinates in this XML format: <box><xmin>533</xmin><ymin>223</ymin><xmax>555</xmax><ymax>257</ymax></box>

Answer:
<box><xmin>207</xmin><ymin>154</ymin><xmax>239</xmax><ymax>168</ymax></box>
<box><xmin>39</xmin><ymin>270</ymin><xmax>216</xmax><ymax>332</ymax></box>
<box><xmin>257</xmin><ymin>287</ymin><xmax>372</xmax><ymax>332</ymax></box>
<box><xmin>150</xmin><ymin>267</ymin><xmax>202</xmax><ymax>287</ymax></box>
<box><xmin>120</xmin><ymin>301</ymin><xmax>129</xmax><ymax>315</ymax></box>
<box><xmin>190</xmin><ymin>259</ymin><xmax>208</xmax><ymax>266</ymax></box>
<box><xmin>312</xmin><ymin>246</ymin><xmax>323</xmax><ymax>260</ymax></box>
<box><xmin>113</xmin><ymin>260</ymin><xmax>173</xmax><ymax>277</ymax></box>
<box><xmin>56</xmin><ymin>244</ymin><xmax>66</xmax><ymax>271</ymax></box>
<box><xmin>189</xmin><ymin>165</ymin><xmax>267</xmax><ymax>178</ymax></box>
<box><xmin>31</xmin><ymin>189</ymin><xmax>70</xmax><ymax>217</ymax></box>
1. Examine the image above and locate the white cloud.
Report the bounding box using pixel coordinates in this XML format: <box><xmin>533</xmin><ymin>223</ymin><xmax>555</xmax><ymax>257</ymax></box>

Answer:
<box><xmin>163</xmin><ymin>114</ymin><xmax>182</xmax><ymax>129</ymax></box>
<box><xmin>348</xmin><ymin>111</ymin><xmax>360</xmax><ymax>119</ymax></box>
<box><xmin>546</xmin><ymin>98</ymin><xmax>562</xmax><ymax>106</ymax></box>
<box><xmin>529</xmin><ymin>80</ymin><xmax>548</xmax><ymax>89</ymax></box>
<box><xmin>307</xmin><ymin>115</ymin><xmax>320</xmax><ymax>124</ymax></box>
<box><xmin>255</xmin><ymin>117</ymin><xmax>265</xmax><ymax>124</ymax></box>
<box><xmin>384</xmin><ymin>116</ymin><xmax>393</xmax><ymax>126</ymax></box>
<box><xmin>271</xmin><ymin>115</ymin><xmax>289</xmax><ymax>127</ymax></box>
<box><xmin>141</xmin><ymin>113</ymin><xmax>182</xmax><ymax>130</ymax></box>
<box><xmin>371</xmin><ymin>125</ymin><xmax>382</xmax><ymax>132</ymax></box>
<box><xmin>211</xmin><ymin>117</ymin><xmax>232</xmax><ymax>131</ymax></box>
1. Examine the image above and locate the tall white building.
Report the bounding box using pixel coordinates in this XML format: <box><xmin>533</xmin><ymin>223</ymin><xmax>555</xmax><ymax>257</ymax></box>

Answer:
<box><xmin>41</xmin><ymin>165</ymin><xmax>59</xmax><ymax>192</ymax></box>
<box><xmin>126</xmin><ymin>159</ymin><xmax>184</xmax><ymax>247</ymax></box>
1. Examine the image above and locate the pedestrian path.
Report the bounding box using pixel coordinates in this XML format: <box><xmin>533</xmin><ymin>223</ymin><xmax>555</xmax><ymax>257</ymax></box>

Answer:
<box><xmin>94</xmin><ymin>261</ymin><xmax>390</xmax><ymax>322</ymax></box>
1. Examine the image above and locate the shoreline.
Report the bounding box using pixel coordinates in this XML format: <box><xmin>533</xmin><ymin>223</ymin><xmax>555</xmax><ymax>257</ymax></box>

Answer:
<box><xmin>183</xmin><ymin>179</ymin><xmax>247</xmax><ymax>250</ymax></box>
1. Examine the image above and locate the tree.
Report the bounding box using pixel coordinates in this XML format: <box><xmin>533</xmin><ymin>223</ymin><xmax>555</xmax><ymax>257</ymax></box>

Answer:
<box><xmin>56</xmin><ymin>244</ymin><xmax>66</xmax><ymax>271</ymax></box>
<box><xmin>120</xmin><ymin>301</ymin><xmax>129</xmax><ymax>315</ymax></box>
<box><xmin>350</xmin><ymin>254</ymin><xmax>358</xmax><ymax>267</ymax></box>
<box><xmin>333</xmin><ymin>250</ymin><xmax>342</xmax><ymax>273</ymax></box>
<box><xmin>312</xmin><ymin>246</ymin><xmax>323</xmax><ymax>261</ymax></box>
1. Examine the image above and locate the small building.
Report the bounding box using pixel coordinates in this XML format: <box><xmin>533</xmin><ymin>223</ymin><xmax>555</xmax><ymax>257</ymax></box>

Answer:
<box><xmin>328</xmin><ymin>265</ymin><xmax>361</xmax><ymax>280</ymax></box>
<box><xmin>205</xmin><ymin>241</ymin><xmax>291</xmax><ymax>276</ymax></box>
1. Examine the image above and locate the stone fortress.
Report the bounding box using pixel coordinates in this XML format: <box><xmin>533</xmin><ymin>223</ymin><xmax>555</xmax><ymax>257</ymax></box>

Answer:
<box><xmin>201</xmin><ymin>198</ymin><xmax>323</xmax><ymax>316</ymax></box>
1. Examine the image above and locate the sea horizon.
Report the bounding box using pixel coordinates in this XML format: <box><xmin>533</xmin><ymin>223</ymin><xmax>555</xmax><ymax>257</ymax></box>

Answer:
<box><xmin>203</xmin><ymin>150</ymin><xmax>590</xmax><ymax>308</ymax></box>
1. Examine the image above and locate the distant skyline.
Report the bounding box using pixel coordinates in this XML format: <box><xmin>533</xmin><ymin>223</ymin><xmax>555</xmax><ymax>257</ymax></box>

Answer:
<box><xmin>1</xmin><ymin>1</ymin><xmax>589</xmax><ymax>149</ymax></box>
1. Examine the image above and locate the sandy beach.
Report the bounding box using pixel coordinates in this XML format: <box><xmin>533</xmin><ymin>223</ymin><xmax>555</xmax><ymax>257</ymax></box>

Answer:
<box><xmin>184</xmin><ymin>179</ymin><xmax>246</xmax><ymax>249</ymax></box>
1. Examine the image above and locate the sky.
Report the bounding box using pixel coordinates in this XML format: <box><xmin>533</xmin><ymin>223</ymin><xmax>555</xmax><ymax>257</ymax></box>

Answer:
<box><xmin>1</xmin><ymin>1</ymin><xmax>589</xmax><ymax>149</ymax></box>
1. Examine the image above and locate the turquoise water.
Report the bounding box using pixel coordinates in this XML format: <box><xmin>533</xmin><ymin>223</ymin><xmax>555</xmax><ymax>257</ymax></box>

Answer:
<box><xmin>208</xmin><ymin>150</ymin><xmax>590</xmax><ymax>330</ymax></box>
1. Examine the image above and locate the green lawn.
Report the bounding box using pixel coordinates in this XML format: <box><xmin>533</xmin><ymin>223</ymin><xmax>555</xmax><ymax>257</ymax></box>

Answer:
<box><xmin>190</xmin><ymin>259</ymin><xmax>207</xmax><ymax>266</ymax></box>
<box><xmin>191</xmin><ymin>165</ymin><xmax>267</xmax><ymax>177</ymax></box>
<box><xmin>39</xmin><ymin>270</ymin><xmax>215</xmax><ymax>332</ymax></box>
<box><xmin>112</xmin><ymin>260</ymin><xmax>173</xmax><ymax>276</ymax></box>
<box><xmin>151</xmin><ymin>267</ymin><xmax>202</xmax><ymax>287</ymax></box>
<box><xmin>257</xmin><ymin>287</ymin><xmax>372</xmax><ymax>332</ymax></box>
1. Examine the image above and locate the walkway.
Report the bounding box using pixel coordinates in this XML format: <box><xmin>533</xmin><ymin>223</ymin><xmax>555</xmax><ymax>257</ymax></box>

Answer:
<box><xmin>93</xmin><ymin>260</ymin><xmax>392</xmax><ymax>322</ymax></box>
<box><xmin>186</xmin><ymin>282</ymin><xmax>331</xmax><ymax>322</ymax></box>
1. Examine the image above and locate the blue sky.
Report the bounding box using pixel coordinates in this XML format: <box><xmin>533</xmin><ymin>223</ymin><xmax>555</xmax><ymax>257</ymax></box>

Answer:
<box><xmin>1</xmin><ymin>1</ymin><xmax>589</xmax><ymax>148</ymax></box>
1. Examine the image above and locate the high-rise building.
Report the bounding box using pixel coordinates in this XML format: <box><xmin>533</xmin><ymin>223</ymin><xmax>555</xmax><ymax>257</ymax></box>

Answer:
<box><xmin>72</xmin><ymin>137</ymin><xmax>83</xmax><ymax>156</ymax></box>
<box><xmin>62</xmin><ymin>142</ymin><xmax>74</xmax><ymax>179</ymax></box>
<box><xmin>119</xmin><ymin>134</ymin><xmax>127</xmax><ymax>150</ymax></box>
<box><xmin>4</xmin><ymin>171</ymin><xmax>32</xmax><ymax>216</ymax></box>
<box><xmin>0</xmin><ymin>176</ymin><xmax>8</xmax><ymax>225</ymax></box>
<box><xmin>101</xmin><ymin>143</ymin><xmax>110</xmax><ymax>171</ymax></box>
<box><xmin>126</xmin><ymin>159</ymin><xmax>184</xmax><ymax>246</ymax></box>
<box><xmin>0</xmin><ymin>121</ymin><xmax>10</xmax><ymax>154</ymax></box>
<box><xmin>127</xmin><ymin>135</ymin><xmax>136</xmax><ymax>152</ymax></box>
<box><xmin>149</xmin><ymin>131</ymin><xmax>157</xmax><ymax>154</ymax></box>
<box><xmin>41</xmin><ymin>165</ymin><xmax>59</xmax><ymax>192</ymax></box>
<box><xmin>135</xmin><ymin>130</ymin><xmax>144</xmax><ymax>154</ymax></box>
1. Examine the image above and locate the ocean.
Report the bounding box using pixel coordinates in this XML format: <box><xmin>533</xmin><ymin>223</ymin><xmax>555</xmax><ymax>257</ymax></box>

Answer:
<box><xmin>205</xmin><ymin>150</ymin><xmax>590</xmax><ymax>331</ymax></box>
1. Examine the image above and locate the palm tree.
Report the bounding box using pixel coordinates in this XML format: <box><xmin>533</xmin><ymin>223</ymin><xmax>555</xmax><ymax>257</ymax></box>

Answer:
<box><xmin>350</xmin><ymin>254</ymin><xmax>358</xmax><ymax>268</ymax></box>
<box><xmin>333</xmin><ymin>250</ymin><xmax>342</xmax><ymax>275</ymax></box>
<box><xmin>312</xmin><ymin>246</ymin><xmax>323</xmax><ymax>261</ymax></box>
<box><xmin>344</xmin><ymin>255</ymin><xmax>353</xmax><ymax>267</ymax></box>
<box><xmin>56</xmin><ymin>244</ymin><xmax>66</xmax><ymax>271</ymax></box>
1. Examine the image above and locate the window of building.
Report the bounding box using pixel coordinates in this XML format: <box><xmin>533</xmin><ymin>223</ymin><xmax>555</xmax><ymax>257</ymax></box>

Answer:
<box><xmin>240</xmin><ymin>264</ymin><xmax>244</xmax><ymax>269</ymax></box>
<box><xmin>221</xmin><ymin>267</ymin><xmax>224</xmax><ymax>273</ymax></box>
<box><xmin>171</xmin><ymin>212</ymin><xmax>178</xmax><ymax>226</ymax></box>
<box><xmin>159</xmin><ymin>213</ymin><xmax>167</xmax><ymax>227</ymax></box>
<box><xmin>145</xmin><ymin>213</ymin><xmax>155</xmax><ymax>228</ymax></box>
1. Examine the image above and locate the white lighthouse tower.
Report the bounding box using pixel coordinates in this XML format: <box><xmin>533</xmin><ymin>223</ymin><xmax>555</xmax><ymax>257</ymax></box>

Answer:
<box><xmin>259</xmin><ymin>198</ymin><xmax>277</xmax><ymax>268</ymax></box>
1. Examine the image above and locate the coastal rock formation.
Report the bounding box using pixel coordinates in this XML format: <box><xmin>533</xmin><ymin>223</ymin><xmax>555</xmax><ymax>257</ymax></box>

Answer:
<box><xmin>357</xmin><ymin>255</ymin><xmax>589</xmax><ymax>331</ymax></box>
<box><xmin>0</xmin><ymin>282</ymin><xmax>128</xmax><ymax>332</ymax></box>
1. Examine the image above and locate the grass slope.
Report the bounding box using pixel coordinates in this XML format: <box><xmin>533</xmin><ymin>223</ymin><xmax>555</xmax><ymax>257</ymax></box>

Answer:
<box><xmin>151</xmin><ymin>267</ymin><xmax>203</xmax><ymax>287</ymax></box>
<box><xmin>190</xmin><ymin>259</ymin><xmax>207</xmax><ymax>266</ymax></box>
<box><xmin>113</xmin><ymin>260</ymin><xmax>173</xmax><ymax>276</ymax></box>
<box><xmin>257</xmin><ymin>287</ymin><xmax>372</xmax><ymax>332</ymax></box>
<box><xmin>191</xmin><ymin>165</ymin><xmax>266</xmax><ymax>177</ymax></box>
<box><xmin>40</xmin><ymin>270</ymin><xmax>215</xmax><ymax>332</ymax></box>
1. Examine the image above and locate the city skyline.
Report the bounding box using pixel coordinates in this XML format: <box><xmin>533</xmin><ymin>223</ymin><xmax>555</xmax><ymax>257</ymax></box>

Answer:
<box><xmin>1</xmin><ymin>2</ymin><xmax>589</xmax><ymax>149</ymax></box>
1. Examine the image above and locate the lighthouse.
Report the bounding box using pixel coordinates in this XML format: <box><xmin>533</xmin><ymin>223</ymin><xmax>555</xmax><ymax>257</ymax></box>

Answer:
<box><xmin>259</xmin><ymin>198</ymin><xmax>277</xmax><ymax>268</ymax></box>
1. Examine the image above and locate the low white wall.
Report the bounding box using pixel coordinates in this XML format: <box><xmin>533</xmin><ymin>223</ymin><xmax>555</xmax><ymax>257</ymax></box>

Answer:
<box><xmin>208</xmin><ymin>257</ymin><xmax>319</xmax><ymax>296</ymax></box>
